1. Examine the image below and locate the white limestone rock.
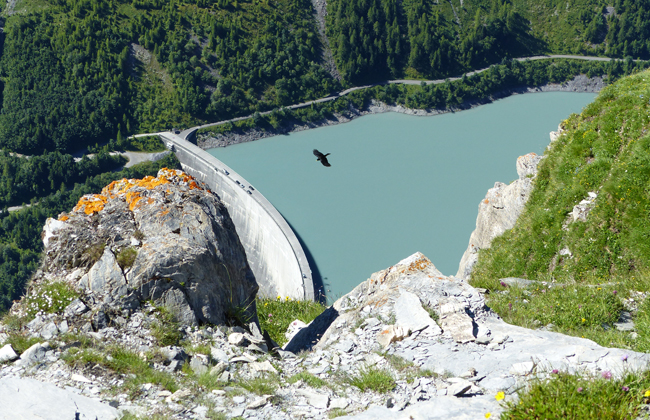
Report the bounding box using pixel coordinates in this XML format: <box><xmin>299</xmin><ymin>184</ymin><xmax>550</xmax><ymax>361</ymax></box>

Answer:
<box><xmin>0</xmin><ymin>344</ymin><xmax>18</xmax><ymax>363</ymax></box>
<box><xmin>0</xmin><ymin>377</ymin><xmax>119</xmax><ymax>420</ymax></box>
<box><xmin>395</xmin><ymin>289</ymin><xmax>441</xmax><ymax>335</ymax></box>
<box><xmin>456</xmin><ymin>152</ymin><xmax>543</xmax><ymax>280</ymax></box>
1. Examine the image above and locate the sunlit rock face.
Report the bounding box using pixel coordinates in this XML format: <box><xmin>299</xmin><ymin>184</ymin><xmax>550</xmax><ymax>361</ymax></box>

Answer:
<box><xmin>41</xmin><ymin>168</ymin><xmax>258</xmax><ymax>327</ymax></box>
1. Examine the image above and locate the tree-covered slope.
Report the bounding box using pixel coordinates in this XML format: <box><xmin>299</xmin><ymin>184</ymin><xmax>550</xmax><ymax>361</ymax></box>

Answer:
<box><xmin>3</xmin><ymin>0</ymin><xmax>650</xmax><ymax>154</ymax></box>
<box><xmin>0</xmin><ymin>0</ymin><xmax>338</xmax><ymax>154</ymax></box>
<box><xmin>326</xmin><ymin>0</ymin><xmax>650</xmax><ymax>83</ymax></box>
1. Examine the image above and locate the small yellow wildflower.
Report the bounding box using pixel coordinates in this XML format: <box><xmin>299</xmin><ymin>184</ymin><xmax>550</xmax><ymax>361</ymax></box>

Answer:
<box><xmin>485</xmin><ymin>413</ymin><xmax>492</xmax><ymax>419</ymax></box>
<box><xmin>597</xmin><ymin>287</ymin><xmax>602</xmax><ymax>291</ymax></box>
<box><xmin>645</xmin><ymin>390</ymin><xmax>650</xmax><ymax>397</ymax></box>
<box><xmin>495</xmin><ymin>391</ymin><xmax>505</xmax><ymax>401</ymax></box>
<box><xmin>582</xmin><ymin>318</ymin><xmax>586</xmax><ymax>323</ymax></box>
<box><xmin>277</xmin><ymin>295</ymin><xmax>281</xmax><ymax>300</ymax></box>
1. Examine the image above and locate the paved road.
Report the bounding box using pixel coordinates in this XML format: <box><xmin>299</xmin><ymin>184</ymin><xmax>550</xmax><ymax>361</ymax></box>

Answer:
<box><xmin>129</xmin><ymin>54</ymin><xmax>638</xmax><ymax>142</ymax></box>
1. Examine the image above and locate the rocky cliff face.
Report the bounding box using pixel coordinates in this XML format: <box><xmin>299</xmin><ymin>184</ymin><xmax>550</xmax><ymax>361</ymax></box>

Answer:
<box><xmin>456</xmin><ymin>152</ymin><xmax>543</xmax><ymax>280</ymax></box>
<box><xmin>38</xmin><ymin>168</ymin><xmax>258</xmax><ymax>327</ymax></box>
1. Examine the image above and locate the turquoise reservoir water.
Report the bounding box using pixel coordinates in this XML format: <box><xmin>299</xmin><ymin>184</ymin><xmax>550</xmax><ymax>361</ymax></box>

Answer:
<box><xmin>208</xmin><ymin>92</ymin><xmax>596</xmax><ymax>301</ymax></box>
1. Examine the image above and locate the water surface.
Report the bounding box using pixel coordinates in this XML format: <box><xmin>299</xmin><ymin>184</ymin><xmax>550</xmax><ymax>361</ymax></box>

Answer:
<box><xmin>208</xmin><ymin>92</ymin><xmax>596</xmax><ymax>301</ymax></box>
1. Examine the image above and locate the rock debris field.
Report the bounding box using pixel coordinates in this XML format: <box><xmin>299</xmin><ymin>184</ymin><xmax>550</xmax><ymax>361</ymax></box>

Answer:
<box><xmin>2</xmin><ymin>252</ymin><xmax>650</xmax><ymax>420</ymax></box>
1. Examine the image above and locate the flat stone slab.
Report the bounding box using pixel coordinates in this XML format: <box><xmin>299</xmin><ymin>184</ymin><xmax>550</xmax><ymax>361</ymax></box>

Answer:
<box><xmin>395</xmin><ymin>289</ymin><xmax>441</xmax><ymax>335</ymax></box>
<box><xmin>0</xmin><ymin>377</ymin><xmax>119</xmax><ymax>420</ymax></box>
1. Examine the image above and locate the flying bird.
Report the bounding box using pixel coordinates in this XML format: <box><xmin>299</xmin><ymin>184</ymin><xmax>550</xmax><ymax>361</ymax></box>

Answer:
<box><xmin>313</xmin><ymin>149</ymin><xmax>331</xmax><ymax>167</ymax></box>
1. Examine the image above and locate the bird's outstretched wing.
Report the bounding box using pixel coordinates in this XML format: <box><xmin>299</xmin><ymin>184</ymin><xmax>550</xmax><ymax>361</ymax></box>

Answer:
<box><xmin>313</xmin><ymin>149</ymin><xmax>331</xmax><ymax>167</ymax></box>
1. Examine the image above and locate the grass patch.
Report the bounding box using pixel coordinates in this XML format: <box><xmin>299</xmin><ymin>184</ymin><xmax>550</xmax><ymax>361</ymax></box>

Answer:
<box><xmin>193</xmin><ymin>371</ymin><xmax>224</xmax><ymax>392</ymax></box>
<box><xmin>484</xmin><ymin>283</ymin><xmax>623</xmax><ymax>330</ymax></box>
<box><xmin>384</xmin><ymin>353</ymin><xmax>438</xmax><ymax>383</ymax></box>
<box><xmin>237</xmin><ymin>373</ymin><xmax>280</xmax><ymax>395</ymax></box>
<box><xmin>423</xmin><ymin>304</ymin><xmax>439</xmax><ymax>323</ymax></box>
<box><xmin>22</xmin><ymin>281</ymin><xmax>79</xmax><ymax>318</ymax></box>
<box><xmin>116</xmin><ymin>247</ymin><xmax>138</xmax><ymax>270</ymax></box>
<box><xmin>206</xmin><ymin>411</ymin><xmax>228</xmax><ymax>420</ymax></box>
<box><xmin>63</xmin><ymin>346</ymin><xmax>178</xmax><ymax>398</ymax></box>
<box><xmin>328</xmin><ymin>408</ymin><xmax>348</xmax><ymax>419</ymax></box>
<box><xmin>151</xmin><ymin>306</ymin><xmax>183</xmax><ymax>347</ymax></box>
<box><xmin>1</xmin><ymin>332</ymin><xmax>43</xmax><ymax>356</ymax></box>
<box><xmin>287</xmin><ymin>371</ymin><xmax>327</xmax><ymax>388</ymax></box>
<box><xmin>469</xmin><ymin>71</ymin><xmax>650</xmax><ymax>351</ymax></box>
<box><xmin>256</xmin><ymin>297</ymin><xmax>326</xmax><ymax>346</ymax></box>
<box><xmin>347</xmin><ymin>367</ymin><xmax>396</xmax><ymax>393</ymax></box>
<box><xmin>502</xmin><ymin>369</ymin><xmax>650</xmax><ymax>419</ymax></box>
<box><xmin>384</xmin><ymin>353</ymin><xmax>414</xmax><ymax>371</ymax></box>
<box><xmin>81</xmin><ymin>243</ymin><xmax>105</xmax><ymax>268</ymax></box>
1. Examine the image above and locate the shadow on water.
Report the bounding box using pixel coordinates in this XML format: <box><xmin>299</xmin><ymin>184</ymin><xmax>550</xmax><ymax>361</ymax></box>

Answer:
<box><xmin>283</xmin><ymin>217</ymin><xmax>327</xmax><ymax>305</ymax></box>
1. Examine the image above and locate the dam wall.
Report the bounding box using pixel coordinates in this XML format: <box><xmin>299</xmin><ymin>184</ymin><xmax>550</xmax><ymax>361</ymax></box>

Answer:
<box><xmin>159</xmin><ymin>133</ymin><xmax>315</xmax><ymax>301</ymax></box>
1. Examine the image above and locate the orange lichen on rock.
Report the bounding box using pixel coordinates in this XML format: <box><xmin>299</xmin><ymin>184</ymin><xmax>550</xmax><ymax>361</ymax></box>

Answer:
<box><xmin>125</xmin><ymin>191</ymin><xmax>144</xmax><ymax>211</ymax></box>
<box><xmin>406</xmin><ymin>255</ymin><xmax>431</xmax><ymax>272</ymax></box>
<box><xmin>58</xmin><ymin>215</ymin><xmax>69</xmax><ymax>222</ymax></box>
<box><xmin>483</xmin><ymin>199</ymin><xmax>489</xmax><ymax>204</ymax></box>
<box><xmin>73</xmin><ymin>194</ymin><xmax>108</xmax><ymax>215</ymax></box>
<box><xmin>72</xmin><ymin>169</ymin><xmax>202</xmax><ymax>215</ymax></box>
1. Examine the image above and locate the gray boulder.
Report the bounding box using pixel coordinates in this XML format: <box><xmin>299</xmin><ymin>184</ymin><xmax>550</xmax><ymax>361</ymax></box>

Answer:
<box><xmin>0</xmin><ymin>377</ymin><xmax>119</xmax><ymax>420</ymax></box>
<box><xmin>14</xmin><ymin>342</ymin><xmax>50</xmax><ymax>368</ymax></box>
<box><xmin>39</xmin><ymin>168</ymin><xmax>258</xmax><ymax>327</ymax></box>
<box><xmin>456</xmin><ymin>152</ymin><xmax>543</xmax><ymax>280</ymax></box>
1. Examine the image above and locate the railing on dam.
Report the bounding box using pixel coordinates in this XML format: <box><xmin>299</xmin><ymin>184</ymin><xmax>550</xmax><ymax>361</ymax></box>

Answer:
<box><xmin>159</xmin><ymin>132</ymin><xmax>315</xmax><ymax>301</ymax></box>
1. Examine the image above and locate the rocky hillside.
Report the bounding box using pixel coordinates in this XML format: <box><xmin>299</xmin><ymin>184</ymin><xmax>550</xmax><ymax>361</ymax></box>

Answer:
<box><xmin>1</xmin><ymin>247</ymin><xmax>649</xmax><ymax>419</ymax></box>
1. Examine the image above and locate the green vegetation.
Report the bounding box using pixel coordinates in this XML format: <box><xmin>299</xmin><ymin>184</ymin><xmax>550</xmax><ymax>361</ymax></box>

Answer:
<box><xmin>0</xmin><ymin>153</ymin><xmax>180</xmax><ymax>315</ymax></box>
<box><xmin>328</xmin><ymin>408</ymin><xmax>348</xmax><ymax>419</ymax></box>
<box><xmin>0</xmin><ymin>150</ymin><xmax>125</xmax><ymax>207</ymax></box>
<box><xmin>116</xmin><ymin>247</ymin><xmax>138</xmax><ymax>270</ymax></box>
<box><xmin>327</xmin><ymin>0</ymin><xmax>537</xmax><ymax>83</ymax></box>
<box><xmin>88</xmin><ymin>135</ymin><xmax>167</xmax><ymax>154</ymax></box>
<box><xmin>0</xmin><ymin>331</ymin><xmax>42</xmax><ymax>357</ymax></box>
<box><xmin>0</xmin><ymin>0</ymin><xmax>339</xmax><ymax>155</ymax></box>
<box><xmin>327</xmin><ymin>0</ymin><xmax>650</xmax><ymax>84</ymax></box>
<box><xmin>199</xmin><ymin>58</ymin><xmax>650</xmax><ymax>139</ymax></box>
<box><xmin>256</xmin><ymin>296</ymin><xmax>326</xmax><ymax>346</ymax></box>
<box><xmin>236</xmin><ymin>373</ymin><xmax>280</xmax><ymax>395</ymax></box>
<box><xmin>151</xmin><ymin>304</ymin><xmax>183</xmax><ymax>346</ymax></box>
<box><xmin>501</xmin><ymin>369</ymin><xmax>650</xmax><ymax>419</ymax></box>
<box><xmin>346</xmin><ymin>366</ymin><xmax>396</xmax><ymax>393</ymax></box>
<box><xmin>287</xmin><ymin>371</ymin><xmax>327</xmax><ymax>388</ymax></box>
<box><xmin>383</xmin><ymin>353</ymin><xmax>437</xmax><ymax>383</ymax></box>
<box><xmin>471</xmin><ymin>69</ymin><xmax>650</xmax><ymax>350</ymax></box>
<box><xmin>63</xmin><ymin>345</ymin><xmax>178</xmax><ymax>398</ymax></box>
<box><xmin>21</xmin><ymin>280</ymin><xmax>79</xmax><ymax>317</ymax></box>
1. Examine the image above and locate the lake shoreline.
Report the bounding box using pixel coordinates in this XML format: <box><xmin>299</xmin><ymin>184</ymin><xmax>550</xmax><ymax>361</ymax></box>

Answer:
<box><xmin>197</xmin><ymin>75</ymin><xmax>603</xmax><ymax>149</ymax></box>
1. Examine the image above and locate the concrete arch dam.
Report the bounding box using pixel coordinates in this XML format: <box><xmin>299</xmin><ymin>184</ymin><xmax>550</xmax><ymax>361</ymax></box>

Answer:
<box><xmin>159</xmin><ymin>133</ymin><xmax>315</xmax><ymax>301</ymax></box>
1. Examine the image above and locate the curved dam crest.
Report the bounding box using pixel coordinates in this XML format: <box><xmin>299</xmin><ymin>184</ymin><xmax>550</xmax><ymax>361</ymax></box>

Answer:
<box><xmin>159</xmin><ymin>133</ymin><xmax>315</xmax><ymax>301</ymax></box>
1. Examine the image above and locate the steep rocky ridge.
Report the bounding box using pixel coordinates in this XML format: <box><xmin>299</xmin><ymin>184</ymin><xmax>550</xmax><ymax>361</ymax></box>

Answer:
<box><xmin>38</xmin><ymin>168</ymin><xmax>258</xmax><ymax>328</ymax></box>
<box><xmin>456</xmin><ymin>152</ymin><xmax>543</xmax><ymax>280</ymax></box>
